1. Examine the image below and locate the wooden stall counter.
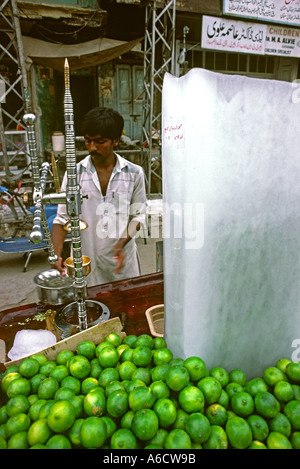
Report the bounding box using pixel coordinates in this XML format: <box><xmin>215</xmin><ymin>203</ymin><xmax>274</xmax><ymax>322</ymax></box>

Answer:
<box><xmin>0</xmin><ymin>272</ymin><xmax>164</xmax><ymax>373</ymax></box>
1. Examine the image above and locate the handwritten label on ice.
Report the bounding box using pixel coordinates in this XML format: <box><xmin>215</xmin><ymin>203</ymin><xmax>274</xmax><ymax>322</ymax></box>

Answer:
<box><xmin>163</xmin><ymin>119</ymin><xmax>185</xmax><ymax>149</ymax></box>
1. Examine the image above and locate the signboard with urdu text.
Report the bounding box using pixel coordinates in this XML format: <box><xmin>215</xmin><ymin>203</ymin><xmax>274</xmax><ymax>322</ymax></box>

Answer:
<box><xmin>223</xmin><ymin>0</ymin><xmax>300</xmax><ymax>27</ymax></box>
<box><xmin>202</xmin><ymin>16</ymin><xmax>300</xmax><ymax>57</ymax></box>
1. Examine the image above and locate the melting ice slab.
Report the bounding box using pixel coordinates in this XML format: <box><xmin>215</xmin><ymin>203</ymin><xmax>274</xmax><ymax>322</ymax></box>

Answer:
<box><xmin>162</xmin><ymin>68</ymin><xmax>300</xmax><ymax>378</ymax></box>
<box><xmin>8</xmin><ymin>329</ymin><xmax>57</xmax><ymax>361</ymax></box>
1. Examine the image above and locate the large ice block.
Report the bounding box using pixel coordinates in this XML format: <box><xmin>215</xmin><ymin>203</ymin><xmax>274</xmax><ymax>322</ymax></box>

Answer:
<box><xmin>162</xmin><ymin>68</ymin><xmax>300</xmax><ymax>378</ymax></box>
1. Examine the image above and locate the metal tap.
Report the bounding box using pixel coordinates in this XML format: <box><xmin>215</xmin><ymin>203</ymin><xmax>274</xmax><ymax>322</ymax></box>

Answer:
<box><xmin>23</xmin><ymin>58</ymin><xmax>88</xmax><ymax>331</ymax></box>
<box><xmin>63</xmin><ymin>58</ymin><xmax>87</xmax><ymax>331</ymax></box>
<box><xmin>23</xmin><ymin>113</ymin><xmax>59</xmax><ymax>264</ymax></box>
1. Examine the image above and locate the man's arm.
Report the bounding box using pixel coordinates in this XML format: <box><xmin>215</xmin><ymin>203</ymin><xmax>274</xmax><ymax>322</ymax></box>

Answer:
<box><xmin>113</xmin><ymin>221</ymin><xmax>141</xmax><ymax>274</ymax></box>
<box><xmin>51</xmin><ymin>223</ymin><xmax>67</xmax><ymax>274</ymax></box>
<box><xmin>113</xmin><ymin>167</ymin><xmax>146</xmax><ymax>274</ymax></box>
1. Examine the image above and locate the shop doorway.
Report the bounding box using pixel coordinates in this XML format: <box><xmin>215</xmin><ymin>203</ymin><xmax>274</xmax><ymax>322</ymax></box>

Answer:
<box><xmin>55</xmin><ymin>71</ymin><xmax>98</xmax><ymax>136</ymax></box>
<box><xmin>115</xmin><ymin>64</ymin><xmax>144</xmax><ymax>141</ymax></box>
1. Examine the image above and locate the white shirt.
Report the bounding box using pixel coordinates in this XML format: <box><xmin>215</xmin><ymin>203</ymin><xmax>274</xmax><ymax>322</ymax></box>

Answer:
<box><xmin>53</xmin><ymin>153</ymin><xmax>147</xmax><ymax>287</ymax></box>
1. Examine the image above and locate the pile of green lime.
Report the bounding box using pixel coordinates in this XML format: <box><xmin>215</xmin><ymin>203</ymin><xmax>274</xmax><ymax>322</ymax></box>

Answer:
<box><xmin>0</xmin><ymin>332</ymin><xmax>300</xmax><ymax>449</ymax></box>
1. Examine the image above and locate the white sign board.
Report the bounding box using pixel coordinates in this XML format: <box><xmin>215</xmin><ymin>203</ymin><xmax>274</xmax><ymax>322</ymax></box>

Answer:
<box><xmin>223</xmin><ymin>0</ymin><xmax>300</xmax><ymax>27</ymax></box>
<box><xmin>266</xmin><ymin>24</ymin><xmax>300</xmax><ymax>56</ymax></box>
<box><xmin>202</xmin><ymin>15</ymin><xmax>267</xmax><ymax>54</ymax></box>
<box><xmin>202</xmin><ymin>16</ymin><xmax>300</xmax><ymax>57</ymax></box>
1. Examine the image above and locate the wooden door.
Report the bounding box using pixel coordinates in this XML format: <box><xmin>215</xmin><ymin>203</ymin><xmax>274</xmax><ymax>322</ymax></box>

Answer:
<box><xmin>116</xmin><ymin>64</ymin><xmax>143</xmax><ymax>141</ymax></box>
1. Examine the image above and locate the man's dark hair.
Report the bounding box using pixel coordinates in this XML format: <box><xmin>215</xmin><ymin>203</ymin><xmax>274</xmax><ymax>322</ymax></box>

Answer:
<box><xmin>81</xmin><ymin>107</ymin><xmax>124</xmax><ymax>140</ymax></box>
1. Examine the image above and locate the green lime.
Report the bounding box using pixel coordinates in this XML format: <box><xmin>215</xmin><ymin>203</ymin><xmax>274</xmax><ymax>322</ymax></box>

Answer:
<box><xmin>6</xmin><ymin>378</ymin><xmax>31</xmax><ymax>398</ymax></box>
<box><xmin>29</xmin><ymin>373</ymin><xmax>47</xmax><ymax>394</ymax></box>
<box><xmin>49</xmin><ymin>365</ymin><xmax>69</xmax><ymax>383</ymax></box>
<box><xmin>263</xmin><ymin>366</ymin><xmax>287</xmax><ymax>387</ymax></box>
<box><xmin>19</xmin><ymin>357</ymin><xmax>40</xmax><ymax>378</ymax></box>
<box><xmin>5</xmin><ymin>413</ymin><xmax>31</xmax><ymax>438</ymax></box>
<box><xmin>225</xmin><ymin>416</ymin><xmax>252</xmax><ymax>449</ymax></box>
<box><xmin>149</xmin><ymin>380</ymin><xmax>170</xmax><ymax>399</ymax></box>
<box><xmin>151</xmin><ymin>364</ymin><xmax>170</xmax><ymax>382</ymax></box>
<box><xmin>266</xmin><ymin>431</ymin><xmax>292</xmax><ymax>449</ymax></box>
<box><xmin>110</xmin><ymin>428</ymin><xmax>138</xmax><ymax>449</ymax></box>
<box><xmin>153</xmin><ymin>337</ymin><xmax>167</xmax><ymax>349</ymax></box>
<box><xmin>165</xmin><ymin>365</ymin><xmax>190</xmax><ymax>391</ymax></box>
<box><xmin>178</xmin><ymin>385</ymin><xmax>205</xmax><ymax>413</ymax></box>
<box><xmin>106</xmin><ymin>390</ymin><xmax>128</xmax><ymax>418</ymax></box>
<box><xmin>205</xmin><ymin>404</ymin><xmax>228</xmax><ymax>426</ymax></box>
<box><xmin>229</xmin><ymin>369</ymin><xmax>246</xmax><ymax>387</ymax></box>
<box><xmin>132</xmin><ymin>346</ymin><xmax>153</xmax><ymax>367</ymax></box>
<box><xmin>105</xmin><ymin>333</ymin><xmax>122</xmax><ymax>348</ymax></box>
<box><xmin>128</xmin><ymin>386</ymin><xmax>156</xmax><ymax>412</ymax></box>
<box><xmin>184</xmin><ymin>356</ymin><xmax>208</xmax><ymax>382</ymax></box>
<box><xmin>153</xmin><ymin>398</ymin><xmax>177</xmax><ymax>428</ymax></box>
<box><xmin>286</xmin><ymin>362</ymin><xmax>300</xmax><ymax>383</ymax></box>
<box><xmin>134</xmin><ymin>334</ymin><xmax>154</xmax><ymax>349</ymax></box>
<box><xmin>56</xmin><ymin>349</ymin><xmax>74</xmax><ymax>365</ymax></box>
<box><xmin>7</xmin><ymin>431</ymin><xmax>29</xmax><ymax>449</ymax></box>
<box><xmin>101</xmin><ymin>415</ymin><xmax>117</xmax><ymax>439</ymax></box>
<box><xmin>152</xmin><ymin>348</ymin><xmax>173</xmax><ymax>366</ymax></box>
<box><xmin>68</xmin><ymin>419</ymin><xmax>84</xmax><ymax>447</ymax></box>
<box><xmin>131</xmin><ymin>409</ymin><xmax>159</xmax><ymax>441</ymax></box>
<box><xmin>247</xmin><ymin>414</ymin><xmax>269</xmax><ymax>442</ymax></box>
<box><xmin>202</xmin><ymin>425</ymin><xmax>228</xmax><ymax>449</ymax></box>
<box><xmin>197</xmin><ymin>377</ymin><xmax>222</xmax><ymax>405</ymax></box>
<box><xmin>245</xmin><ymin>377</ymin><xmax>268</xmax><ymax>397</ymax></box>
<box><xmin>209</xmin><ymin>366</ymin><xmax>229</xmax><ymax>388</ymax></box>
<box><xmin>185</xmin><ymin>412</ymin><xmax>211</xmax><ymax>444</ymax></box>
<box><xmin>172</xmin><ymin>408</ymin><xmax>189</xmax><ymax>430</ymax></box>
<box><xmin>47</xmin><ymin>400</ymin><xmax>75</xmax><ymax>433</ymax></box>
<box><xmin>283</xmin><ymin>400</ymin><xmax>300</xmax><ymax>430</ymax></box>
<box><xmin>61</xmin><ymin>376</ymin><xmax>81</xmax><ymax>395</ymax></box>
<box><xmin>83</xmin><ymin>388</ymin><xmax>106</xmax><ymax>417</ymax></box>
<box><xmin>276</xmin><ymin>358</ymin><xmax>291</xmax><ymax>373</ymax></box>
<box><xmin>54</xmin><ymin>387</ymin><xmax>76</xmax><ymax>401</ymax></box>
<box><xmin>28</xmin><ymin>399</ymin><xmax>47</xmax><ymax>421</ymax></box>
<box><xmin>38</xmin><ymin>377</ymin><xmax>59</xmax><ymax>400</ymax></box>
<box><xmin>274</xmin><ymin>381</ymin><xmax>295</xmax><ymax>403</ymax></box>
<box><xmin>81</xmin><ymin>377</ymin><xmax>99</xmax><ymax>395</ymax></box>
<box><xmin>231</xmin><ymin>391</ymin><xmax>254</xmax><ymax>418</ymax></box>
<box><xmin>269</xmin><ymin>412</ymin><xmax>291</xmax><ymax>438</ymax></box>
<box><xmin>122</xmin><ymin>335</ymin><xmax>137</xmax><ymax>348</ymax></box>
<box><xmin>248</xmin><ymin>440</ymin><xmax>267</xmax><ymax>449</ymax></box>
<box><xmin>254</xmin><ymin>391</ymin><xmax>280</xmax><ymax>419</ymax></box>
<box><xmin>291</xmin><ymin>431</ymin><xmax>300</xmax><ymax>449</ymax></box>
<box><xmin>6</xmin><ymin>395</ymin><xmax>29</xmax><ymax>417</ymax></box>
<box><xmin>80</xmin><ymin>416</ymin><xmax>107</xmax><ymax>449</ymax></box>
<box><xmin>120</xmin><ymin>410</ymin><xmax>135</xmax><ymax>429</ymax></box>
<box><xmin>77</xmin><ymin>340</ymin><xmax>96</xmax><ymax>360</ymax></box>
<box><xmin>164</xmin><ymin>429</ymin><xmax>192</xmax><ymax>449</ymax></box>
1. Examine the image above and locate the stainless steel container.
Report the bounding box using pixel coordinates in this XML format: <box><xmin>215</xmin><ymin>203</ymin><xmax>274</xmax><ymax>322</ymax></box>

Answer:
<box><xmin>34</xmin><ymin>269</ymin><xmax>75</xmax><ymax>305</ymax></box>
<box><xmin>55</xmin><ymin>300</ymin><xmax>110</xmax><ymax>338</ymax></box>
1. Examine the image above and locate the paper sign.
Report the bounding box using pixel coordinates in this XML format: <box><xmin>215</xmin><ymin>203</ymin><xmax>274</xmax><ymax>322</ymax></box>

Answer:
<box><xmin>223</xmin><ymin>0</ymin><xmax>300</xmax><ymax>27</ymax></box>
<box><xmin>202</xmin><ymin>15</ymin><xmax>267</xmax><ymax>54</ymax></box>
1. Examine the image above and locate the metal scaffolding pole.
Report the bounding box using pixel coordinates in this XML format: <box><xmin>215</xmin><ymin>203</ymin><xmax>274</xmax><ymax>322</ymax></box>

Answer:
<box><xmin>0</xmin><ymin>0</ymin><xmax>32</xmax><ymax>183</ymax></box>
<box><xmin>141</xmin><ymin>0</ymin><xmax>176</xmax><ymax>197</ymax></box>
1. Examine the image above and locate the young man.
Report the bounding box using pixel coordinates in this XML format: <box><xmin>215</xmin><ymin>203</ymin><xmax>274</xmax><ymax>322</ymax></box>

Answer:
<box><xmin>51</xmin><ymin>107</ymin><xmax>147</xmax><ymax>286</ymax></box>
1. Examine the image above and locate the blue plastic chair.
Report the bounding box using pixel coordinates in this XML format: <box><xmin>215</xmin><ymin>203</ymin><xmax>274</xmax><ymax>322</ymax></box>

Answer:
<box><xmin>0</xmin><ymin>198</ymin><xmax>58</xmax><ymax>272</ymax></box>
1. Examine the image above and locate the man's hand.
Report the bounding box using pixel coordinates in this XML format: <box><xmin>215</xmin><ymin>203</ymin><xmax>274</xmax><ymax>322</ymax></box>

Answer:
<box><xmin>112</xmin><ymin>245</ymin><xmax>125</xmax><ymax>274</ymax></box>
<box><xmin>51</xmin><ymin>256</ymin><xmax>66</xmax><ymax>275</ymax></box>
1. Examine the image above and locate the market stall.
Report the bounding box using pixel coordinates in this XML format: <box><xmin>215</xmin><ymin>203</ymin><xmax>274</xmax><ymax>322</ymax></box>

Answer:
<box><xmin>0</xmin><ymin>272</ymin><xmax>163</xmax><ymax>373</ymax></box>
